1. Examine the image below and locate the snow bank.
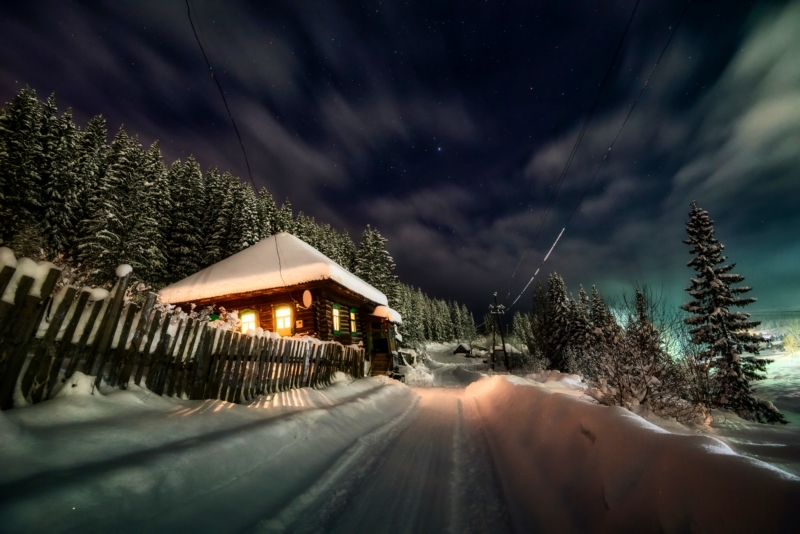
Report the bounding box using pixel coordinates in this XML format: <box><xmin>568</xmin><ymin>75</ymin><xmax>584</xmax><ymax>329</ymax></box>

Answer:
<box><xmin>399</xmin><ymin>365</ymin><xmax>434</xmax><ymax>387</ymax></box>
<box><xmin>525</xmin><ymin>369</ymin><xmax>586</xmax><ymax>393</ymax></box>
<box><xmin>465</xmin><ymin>376</ymin><xmax>800</xmax><ymax>532</ymax></box>
<box><xmin>0</xmin><ymin>376</ymin><xmax>415</xmax><ymax>532</ymax></box>
<box><xmin>158</xmin><ymin>233</ymin><xmax>388</xmax><ymax>306</ymax></box>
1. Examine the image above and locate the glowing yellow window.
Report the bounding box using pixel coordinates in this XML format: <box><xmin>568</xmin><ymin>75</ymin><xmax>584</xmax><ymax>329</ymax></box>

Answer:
<box><xmin>350</xmin><ymin>309</ymin><xmax>357</xmax><ymax>334</ymax></box>
<box><xmin>275</xmin><ymin>306</ymin><xmax>292</xmax><ymax>337</ymax></box>
<box><xmin>332</xmin><ymin>304</ymin><xmax>341</xmax><ymax>334</ymax></box>
<box><xmin>240</xmin><ymin>310</ymin><xmax>257</xmax><ymax>333</ymax></box>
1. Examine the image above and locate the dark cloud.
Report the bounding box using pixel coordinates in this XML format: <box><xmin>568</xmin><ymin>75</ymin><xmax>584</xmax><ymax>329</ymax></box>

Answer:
<box><xmin>1</xmin><ymin>0</ymin><xmax>797</xmax><ymax>314</ymax></box>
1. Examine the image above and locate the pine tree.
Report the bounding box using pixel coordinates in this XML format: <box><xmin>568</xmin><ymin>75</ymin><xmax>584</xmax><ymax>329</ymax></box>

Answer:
<box><xmin>682</xmin><ymin>201</ymin><xmax>785</xmax><ymax>423</ymax></box>
<box><xmin>547</xmin><ymin>272</ymin><xmax>571</xmax><ymax>371</ymax></box>
<box><xmin>293</xmin><ymin>212</ymin><xmax>317</xmax><ymax>246</ymax></box>
<box><xmin>166</xmin><ymin>157</ymin><xmax>205</xmax><ymax>282</ymax></box>
<box><xmin>564</xmin><ymin>285</ymin><xmax>593</xmax><ymax>369</ymax></box>
<box><xmin>70</xmin><ymin>115</ymin><xmax>107</xmax><ymax>259</ymax></box>
<box><xmin>226</xmin><ymin>182</ymin><xmax>260</xmax><ymax>256</ymax></box>
<box><xmin>274</xmin><ymin>199</ymin><xmax>294</xmax><ymax>233</ymax></box>
<box><xmin>355</xmin><ymin>226</ymin><xmax>399</xmax><ymax>304</ymax></box>
<box><xmin>202</xmin><ymin>169</ymin><xmax>234</xmax><ymax>267</ymax></box>
<box><xmin>256</xmin><ymin>187</ymin><xmax>277</xmax><ymax>239</ymax></box>
<box><xmin>141</xmin><ymin>141</ymin><xmax>171</xmax><ymax>285</ymax></box>
<box><xmin>338</xmin><ymin>229</ymin><xmax>358</xmax><ymax>272</ymax></box>
<box><xmin>0</xmin><ymin>87</ymin><xmax>44</xmax><ymax>245</ymax></box>
<box><xmin>79</xmin><ymin>129</ymin><xmax>163</xmax><ymax>285</ymax></box>
<box><xmin>461</xmin><ymin>304</ymin><xmax>477</xmax><ymax>342</ymax></box>
<box><xmin>40</xmin><ymin>96</ymin><xmax>79</xmax><ymax>257</ymax></box>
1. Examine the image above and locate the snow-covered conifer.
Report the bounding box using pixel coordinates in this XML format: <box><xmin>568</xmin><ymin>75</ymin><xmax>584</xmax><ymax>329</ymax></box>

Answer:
<box><xmin>681</xmin><ymin>201</ymin><xmax>785</xmax><ymax>424</ymax></box>
<box><xmin>293</xmin><ymin>212</ymin><xmax>317</xmax><ymax>246</ymax></box>
<box><xmin>355</xmin><ymin>226</ymin><xmax>399</xmax><ymax>304</ymax></box>
<box><xmin>40</xmin><ymin>97</ymin><xmax>79</xmax><ymax>257</ymax></box>
<box><xmin>202</xmin><ymin>169</ymin><xmax>234</xmax><ymax>267</ymax></box>
<box><xmin>165</xmin><ymin>157</ymin><xmax>205</xmax><ymax>282</ymax></box>
<box><xmin>256</xmin><ymin>187</ymin><xmax>277</xmax><ymax>239</ymax></box>
<box><xmin>225</xmin><ymin>182</ymin><xmax>260</xmax><ymax>256</ymax></box>
<box><xmin>0</xmin><ymin>87</ymin><xmax>44</xmax><ymax>244</ymax></box>
<box><xmin>274</xmin><ymin>199</ymin><xmax>294</xmax><ymax>234</ymax></box>
<box><xmin>546</xmin><ymin>272</ymin><xmax>571</xmax><ymax>371</ymax></box>
<box><xmin>79</xmin><ymin>129</ymin><xmax>163</xmax><ymax>285</ymax></box>
<box><xmin>337</xmin><ymin>229</ymin><xmax>358</xmax><ymax>272</ymax></box>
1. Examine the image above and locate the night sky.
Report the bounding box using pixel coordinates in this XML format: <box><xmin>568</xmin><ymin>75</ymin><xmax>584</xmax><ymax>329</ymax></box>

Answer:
<box><xmin>1</xmin><ymin>0</ymin><xmax>798</xmax><ymax>315</ymax></box>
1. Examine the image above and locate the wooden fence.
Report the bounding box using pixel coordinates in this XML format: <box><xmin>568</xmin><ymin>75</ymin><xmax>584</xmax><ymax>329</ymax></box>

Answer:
<box><xmin>0</xmin><ymin>261</ymin><xmax>365</xmax><ymax>410</ymax></box>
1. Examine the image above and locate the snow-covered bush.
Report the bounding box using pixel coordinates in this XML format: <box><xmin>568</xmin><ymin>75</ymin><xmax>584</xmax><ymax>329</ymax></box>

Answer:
<box><xmin>577</xmin><ymin>289</ymin><xmax>707</xmax><ymax>423</ymax></box>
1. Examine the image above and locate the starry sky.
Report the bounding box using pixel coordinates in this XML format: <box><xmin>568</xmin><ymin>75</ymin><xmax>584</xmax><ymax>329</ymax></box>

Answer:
<box><xmin>1</xmin><ymin>0</ymin><xmax>799</xmax><ymax>316</ymax></box>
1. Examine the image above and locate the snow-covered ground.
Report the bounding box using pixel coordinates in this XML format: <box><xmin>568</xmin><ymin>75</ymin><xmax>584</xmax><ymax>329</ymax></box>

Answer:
<box><xmin>1</xmin><ymin>361</ymin><xmax>799</xmax><ymax>532</ymax></box>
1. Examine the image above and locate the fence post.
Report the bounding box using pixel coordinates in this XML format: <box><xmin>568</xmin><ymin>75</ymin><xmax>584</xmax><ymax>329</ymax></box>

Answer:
<box><xmin>116</xmin><ymin>292</ymin><xmax>157</xmax><ymax>388</ymax></box>
<box><xmin>64</xmin><ymin>298</ymin><xmax>104</xmax><ymax>379</ymax></box>
<box><xmin>144</xmin><ymin>312</ymin><xmax>172</xmax><ymax>391</ymax></box>
<box><xmin>24</xmin><ymin>286</ymin><xmax>78</xmax><ymax>403</ymax></box>
<box><xmin>45</xmin><ymin>290</ymin><xmax>90</xmax><ymax>400</ymax></box>
<box><xmin>87</xmin><ymin>273</ymin><xmax>132</xmax><ymax>380</ymax></box>
<box><xmin>0</xmin><ymin>268</ymin><xmax>60</xmax><ymax>410</ymax></box>
<box><xmin>209</xmin><ymin>330</ymin><xmax>232</xmax><ymax>400</ymax></box>
<box><xmin>134</xmin><ymin>310</ymin><xmax>163</xmax><ymax>386</ymax></box>
<box><xmin>187</xmin><ymin>326</ymin><xmax>208</xmax><ymax>400</ymax></box>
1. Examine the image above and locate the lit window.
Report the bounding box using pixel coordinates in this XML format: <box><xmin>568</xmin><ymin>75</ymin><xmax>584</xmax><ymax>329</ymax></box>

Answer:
<box><xmin>240</xmin><ymin>310</ymin><xmax>256</xmax><ymax>333</ymax></box>
<box><xmin>350</xmin><ymin>309</ymin><xmax>357</xmax><ymax>334</ymax></box>
<box><xmin>275</xmin><ymin>306</ymin><xmax>292</xmax><ymax>336</ymax></box>
<box><xmin>333</xmin><ymin>304</ymin><xmax>341</xmax><ymax>334</ymax></box>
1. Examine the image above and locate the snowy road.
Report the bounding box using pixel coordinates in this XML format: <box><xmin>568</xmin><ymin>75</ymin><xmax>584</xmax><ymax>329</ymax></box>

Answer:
<box><xmin>2</xmin><ymin>371</ymin><xmax>799</xmax><ymax>533</ymax></box>
<box><xmin>271</xmin><ymin>389</ymin><xmax>511</xmax><ymax>534</ymax></box>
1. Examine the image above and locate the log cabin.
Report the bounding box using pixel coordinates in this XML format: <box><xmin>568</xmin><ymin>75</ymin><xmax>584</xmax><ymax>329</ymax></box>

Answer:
<box><xmin>158</xmin><ymin>233</ymin><xmax>402</xmax><ymax>375</ymax></box>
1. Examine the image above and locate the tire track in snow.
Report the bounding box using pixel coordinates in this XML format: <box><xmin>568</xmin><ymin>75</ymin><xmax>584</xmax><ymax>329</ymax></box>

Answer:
<box><xmin>245</xmin><ymin>396</ymin><xmax>422</xmax><ymax>533</ymax></box>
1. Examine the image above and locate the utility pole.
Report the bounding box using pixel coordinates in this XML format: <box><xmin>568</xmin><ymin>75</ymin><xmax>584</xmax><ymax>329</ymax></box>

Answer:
<box><xmin>490</xmin><ymin>293</ymin><xmax>509</xmax><ymax>371</ymax></box>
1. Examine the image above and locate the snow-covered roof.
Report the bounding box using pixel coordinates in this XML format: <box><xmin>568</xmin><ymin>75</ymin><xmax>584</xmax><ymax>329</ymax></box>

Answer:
<box><xmin>159</xmin><ymin>233</ymin><xmax>388</xmax><ymax>306</ymax></box>
<box><xmin>372</xmin><ymin>305</ymin><xmax>402</xmax><ymax>324</ymax></box>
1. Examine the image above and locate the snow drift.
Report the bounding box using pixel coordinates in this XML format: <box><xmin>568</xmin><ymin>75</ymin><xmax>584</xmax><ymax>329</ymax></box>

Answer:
<box><xmin>466</xmin><ymin>376</ymin><xmax>800</xmax><ymax>533</ymax></box>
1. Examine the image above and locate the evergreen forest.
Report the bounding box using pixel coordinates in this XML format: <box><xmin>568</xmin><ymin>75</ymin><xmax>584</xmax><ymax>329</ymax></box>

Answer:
<box><xmin>0</xmin><ymin>87</ymin><xmax>475</xmax><ymax>345</ymax></box>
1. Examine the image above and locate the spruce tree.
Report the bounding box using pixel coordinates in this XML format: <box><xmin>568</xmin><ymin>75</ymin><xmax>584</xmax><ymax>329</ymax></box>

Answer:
<box><xmin>202</xmin><ymin>169</ymin><xmax>234</xmax><ymax>267</ymax></box>
<box><xmin>226</xmin><ymin>182</ymin><xmax>260</xmax><ymax>256</ymax></box>
<box><xmin>547</xmin><ymin>272</ymin><xmax>571</xmax><ymax>371</ymax></box>
<box><xmin>166</xmin><ymin>157</ymin><xmax>205</xmax><ymax>281</ymax></box>
<box><xmin>462</xmin><ymin>304</ymin><xmax>477</xmax><ymax>342</ymax></box>
<box><xmin>256</xmin><ymin>187</ymin><xmax>277</xmax><ymax>239</ymax></box>
<box><xmin>682</xmin><ymin>201</ymin><xmax>785</xmax><ymax>424</ymax></box>
<box><xmin>338</xmin><ymin>229</ymin><xmax>358</xmax><ymax>272</ymax></box>
<box><xmin>70</xmin><ymin>115</ymin><xmax>107</xmax><ymax>259</ymax></box>
<box><xmin>141</xmin><ymin>141</ymin><xmax>171</xmax><ymax>285</ymax></box>
<box><xmin>40</xmin><ymin>97</ymin><xmax>79</xmax><ymax>257</ymax></box>
<box><xmin>293</xmin><ymin>212</ymin><xmax>317</xmax><ymax>246</ymax></box>
<box><xmin>355</xmin><ymin>226</ymin><xmax>399</xmax><ymax>304</ymax></box>
<box><xmin>274</xmin><ymin>199</ymin><xmax>294</xmax><ymax>233</ymax></box>
<box><xmin>564</xmin><ymin>286</ymin><xmax>593</xmax><ymax>368</ymax></box>
<box><xmin>0</xmin><ymin>87</ymin><xmax>44</xmax><ymax>245</ymax></box>
<box><xmin>79</xmin><ymin>129</ymin><xmax>163</xmax><ymax>286</ymax></box>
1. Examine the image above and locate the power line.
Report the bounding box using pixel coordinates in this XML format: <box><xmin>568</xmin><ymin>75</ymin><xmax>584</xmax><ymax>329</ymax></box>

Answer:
<box><xmin>506</xmin><ymin>0</ymin><xmax>693</xmax><ymax>312</ymax></box>
<box><xmin>185</xmin><ymin>0</ymin><xmax>255</xmax><ymax>188</ymax></box>
<box><xmin>505</xmin><ymin>0</ymin><xmax>642</xmax><ymax>299</ymax></box>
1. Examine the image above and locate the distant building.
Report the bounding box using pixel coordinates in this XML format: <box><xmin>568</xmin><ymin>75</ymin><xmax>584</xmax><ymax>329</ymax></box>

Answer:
<box><xmin>453</xmin><ymin>343</ymin><xmax>472</xmax><ymax>356</ymax></box>
<box><xmin>159</xmin><ymin>233</ymin><xmax>402</xmax><ymax>375</ymax></box>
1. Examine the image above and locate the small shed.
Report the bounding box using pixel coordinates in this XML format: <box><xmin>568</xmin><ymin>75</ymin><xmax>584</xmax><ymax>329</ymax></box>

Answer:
<box><xmin>453</xmin><ymin>343</ymin><xmax>472</xmax><ymax>356</ymax></box>
<box><xmin>158</xmin><ymin>233</ymin><xmax>402</xmax><ymax>375</ymax></box>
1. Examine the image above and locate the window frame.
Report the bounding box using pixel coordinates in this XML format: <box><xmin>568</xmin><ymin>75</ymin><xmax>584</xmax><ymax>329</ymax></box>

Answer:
<box><xmin>349</xmin><ymin>308</ymin><xmax>357</xmax><ymax>335</ymax></box>
<box><xmin>240</xmin><ymin>309</ymin><xmax>257</xmax><ymax>334</ymax></box>
<box><xmin>332</xmin><ymin>303</ymin><xmax>341</xmax><ymax>335</ymax></box>
<box><xmin>274</xmin><ymin>304</ymin><xmax>293</xmax><ymax>336</ymax></box>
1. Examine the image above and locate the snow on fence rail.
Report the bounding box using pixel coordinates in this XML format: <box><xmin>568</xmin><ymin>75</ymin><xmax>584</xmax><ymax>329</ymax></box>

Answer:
<box><xmin>0</xmin><ymin>251</ymin><xmax>365</xmax><ymax>410</ymax></box>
